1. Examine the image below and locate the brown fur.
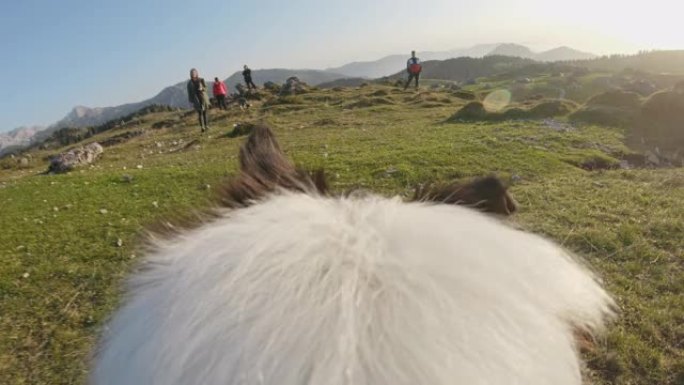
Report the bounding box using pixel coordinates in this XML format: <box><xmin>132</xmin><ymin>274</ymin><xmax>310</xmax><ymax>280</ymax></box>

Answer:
<box><xmin>217</xmin><ymin>125</ymin><xmax>328</xmax><ymax>208</ymax></box>
<box><xmin>413</xmin><ymin>177</ymin><xmax>517</xmax><ymax>216</ymax></box>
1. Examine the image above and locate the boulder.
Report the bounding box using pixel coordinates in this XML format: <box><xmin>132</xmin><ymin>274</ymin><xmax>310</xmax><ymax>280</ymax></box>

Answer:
<box><xmin>279</xmin><ymin>77</ymin><xmax>309</xmax><ymax>96</ymax></box>
<box><xmin>48</xmin><ymin>142</ymin><xmax>104</xmax><ymax>174</ymax></box>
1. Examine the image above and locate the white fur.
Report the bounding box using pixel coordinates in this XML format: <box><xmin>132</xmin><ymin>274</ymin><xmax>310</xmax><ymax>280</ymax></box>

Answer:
<box><xmin>92</xmin><ymin>193</ymin><xmax>614</xmax><ymax>385</ymax></box>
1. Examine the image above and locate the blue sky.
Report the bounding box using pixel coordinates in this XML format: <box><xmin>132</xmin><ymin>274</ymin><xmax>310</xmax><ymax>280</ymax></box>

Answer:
<box><xmin>1</xmin><ymin>0</ymin><xmax>681</xmax><ymax>131</ymax></box>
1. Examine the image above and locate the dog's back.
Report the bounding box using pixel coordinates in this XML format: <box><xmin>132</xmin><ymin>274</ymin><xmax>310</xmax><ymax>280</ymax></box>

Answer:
<box><xmin>92</xmin><ymin>126</ymin><xmax>614</xmax><ymax>385</ymax></box>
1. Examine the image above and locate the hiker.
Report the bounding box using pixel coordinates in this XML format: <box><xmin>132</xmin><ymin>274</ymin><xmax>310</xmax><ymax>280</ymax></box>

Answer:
<box><xmin>404</xmin><ymin>50</ymin><xmax>422</xmax><ymax>90</ymax></box>
<box><xmin>187</xmin><ymin>68</ymin><xmax>210</xmax><ymax>133</ymax></box>
<box><xmin>243</xmin><ymin>65</ymin><xmax>257</xmax><ymax>90</ymax></box>
<box><xmin>213</xmin><ymin>77</ymin><xmax>228</xmax><ymax>110</ymax></box>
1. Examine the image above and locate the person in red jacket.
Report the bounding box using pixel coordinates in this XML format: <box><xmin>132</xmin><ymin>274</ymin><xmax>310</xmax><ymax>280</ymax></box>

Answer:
<box><xmin>404</xmin><ymin>50</ymin><xmax>422</xmax><ymax>90</ymax></box>
<box><xmin>213</xmin><ymin>77</ymin><xmax>228</xmax><ymax>110</ymax></box>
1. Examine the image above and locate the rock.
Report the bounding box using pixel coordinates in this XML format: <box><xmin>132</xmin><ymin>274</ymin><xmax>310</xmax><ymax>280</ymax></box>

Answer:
<box><xmin>279</xmin><ymin>76</ymin><xmax>310</xmax><ymax>96</ymax></box>
<box><xmin>263</xmin><ymin>81</ymin><xmax>281</xmax><ymax>92</ymax></box>
<box><xmin>18</xmin><ymin>157</ymin><xmax>30</xmax><ymax>168</ymax></box>
<box><xmin>645</xmin><ymin>151</ymin><xmax>660</xmax><ymax>166</ymax></box>
<box><xmin>99</xmin><ymin>209</ymin><xmax>108</xmax><ymax>214</ymax></box>
<box><xmin>48</xmin><ymin>142</ymin><xmax>104</xmax><ymax>174</ymax></box>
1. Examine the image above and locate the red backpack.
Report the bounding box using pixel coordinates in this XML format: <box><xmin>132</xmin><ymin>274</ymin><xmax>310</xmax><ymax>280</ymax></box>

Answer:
<box><xmin>409</xmin><ymin>62</ymin><xmax>422</xmax><ymax>75</ymax></box>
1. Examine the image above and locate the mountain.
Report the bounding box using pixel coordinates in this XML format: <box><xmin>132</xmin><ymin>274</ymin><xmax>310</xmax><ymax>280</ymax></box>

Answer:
<box><xmin>486</xmin><ymin>43</ymin><xmax>536</xmax><ymax>59</ymax></box>
<box><xmin>0</xmin><ymin>126</ymin><xmax>43</xmax><ymax>155</ymax></box>
<box><xmin>326</xmin><ymin>44</ymin><xmax>500</xmax><ymax>79</ymax></box>
<box><xmin>40</xmin><ymin>69</ymin><xmax>344</xmax><ymax>134</ymax></box>
<box><xmin>536</xmin><ymin>46</ymin><xmax>596</xmax><ymax>62</ymax></box>
<box><xmin>328</xmin><ymin>44</ymin><xmax>596</xmax><ymax>79</ymax></box>
<box><xmin>387</xmin><ymin>55</ymin><xmax>538</xmax><ymax>82</ymax></box>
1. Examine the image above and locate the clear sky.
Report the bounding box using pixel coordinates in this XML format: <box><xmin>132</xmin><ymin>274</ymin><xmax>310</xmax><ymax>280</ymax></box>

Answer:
<box><xmin>1</xmin><ymin>0</ymin><xmax>682</xmax><ymax>132</ymax></box>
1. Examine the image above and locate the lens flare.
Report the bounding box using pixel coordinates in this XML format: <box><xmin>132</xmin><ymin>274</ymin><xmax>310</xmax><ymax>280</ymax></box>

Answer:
<box><xmin>483</xmin><ymin>89</ymin><xmax>512</xmax><ymax>112</ymax></box>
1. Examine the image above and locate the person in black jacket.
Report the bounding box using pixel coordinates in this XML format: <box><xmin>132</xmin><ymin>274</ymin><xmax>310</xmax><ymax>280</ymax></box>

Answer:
<box><xmin>243</xmin><ymin>65</ymin><xmax>257</xmax><ymax>90</ymax></box>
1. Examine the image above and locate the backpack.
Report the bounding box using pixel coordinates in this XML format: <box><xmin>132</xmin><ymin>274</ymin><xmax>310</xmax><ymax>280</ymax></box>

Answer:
<box><xmin>409</xmin><ymin>63</ymin><xmax>422</xmax><ymax>75</ymax></box>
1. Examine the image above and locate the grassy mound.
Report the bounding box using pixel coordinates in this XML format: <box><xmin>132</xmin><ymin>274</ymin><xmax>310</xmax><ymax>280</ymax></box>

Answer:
<box><xmin>570</xmin><ymin>90</ymin><xmax>643</xmax><ymax>127</ymax></box>
<box><xmin>527</xmin><ymin>100</ymin><xmax>578</xmax><ymax>118</ymax></box>
<box><xmin>634</xmin><ymin>90</ymin><xmax>684</xmax><ymax>148</ymax></box>
<box><xmin>450</xmin><ymin>100</ymin><xmax>576</xmax><ymax>121</ymax></box>
<box><xmin>587</xmin><ymin>90</ymin><xmax>642</xmax><ymax>109</ymax></box>
<box><xmin>449</xmin><ymin>101</ymin><xmax>488</xmax><ymax>120</ymax></box>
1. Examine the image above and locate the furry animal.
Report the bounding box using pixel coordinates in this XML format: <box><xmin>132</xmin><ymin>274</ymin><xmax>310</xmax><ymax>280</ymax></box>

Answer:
<box><xmin>91</xmin><ymin>125</ymin><xmax>615</xmax><ymax>385</ymax></box>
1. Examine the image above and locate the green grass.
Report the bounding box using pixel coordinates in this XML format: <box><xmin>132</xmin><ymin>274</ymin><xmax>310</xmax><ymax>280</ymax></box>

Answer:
<box><xmin>0</xmin><ymin>84</ymin><xmax>682</xmax><ymax>384</ymax></box>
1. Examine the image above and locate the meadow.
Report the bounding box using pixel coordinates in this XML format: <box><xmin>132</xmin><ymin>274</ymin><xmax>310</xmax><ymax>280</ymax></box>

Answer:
<box><xmin>0</xmin><ymin>84</ymin><xmax>682</xmax><ymax>384</ymax></box>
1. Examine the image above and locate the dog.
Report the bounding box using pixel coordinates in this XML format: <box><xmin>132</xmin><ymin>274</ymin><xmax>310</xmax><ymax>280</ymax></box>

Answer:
<box><xmin>91</xmin><ymin>125</ymin><xmax>615</xmax><ymax>385</ymax></box>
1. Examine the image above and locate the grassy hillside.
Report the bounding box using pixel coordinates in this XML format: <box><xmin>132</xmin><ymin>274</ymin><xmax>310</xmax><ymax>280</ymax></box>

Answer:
<box><xmin>0</xmin><ymin>84</ymin><xmax>682</xmax><ymax>384</ymax></box>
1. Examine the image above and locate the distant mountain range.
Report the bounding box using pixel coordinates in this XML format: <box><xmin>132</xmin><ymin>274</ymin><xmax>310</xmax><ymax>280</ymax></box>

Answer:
<box><xmin>386</xmin><ymin>55</ymin><xmax>538</xmax><ymax>82</ymax></box>
<box><xmin>6</xmin><ymin>45</ymin><xmax>684</xmax><ymax>156</ymax></box>
<box><xmin>0</xmin><ymin>126</ymin><xmax>44</xmax><ymax>155</ymax></box>
<box><xmin>326</xmin><ymin>43</ymin><xmax>596</xmax><ymax>79</ymax></box>
<box><xmin>10</xmin><ymin>69</ymin><xmax>345</xmax><ymax>151</ymax></box>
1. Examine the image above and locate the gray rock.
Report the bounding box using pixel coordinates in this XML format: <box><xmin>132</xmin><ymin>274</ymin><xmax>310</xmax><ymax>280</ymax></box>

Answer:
<box><xmin>48</xmin><ymin>142</ymin><xmax>104</xmax><ymax>173</ymax></box>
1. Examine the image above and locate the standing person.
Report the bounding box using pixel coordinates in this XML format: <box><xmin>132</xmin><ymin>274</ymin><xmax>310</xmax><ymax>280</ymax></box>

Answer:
<box><xmin>404</xmin><ymin>50</ymin><xmax>422</xmax><ymax>90</ymax></box>
<box><xmin>187</xmin><ymin>68</ymin><xmax>210</xmax><ymax>133</ymax></box>
<box><xmin>213</xmin><ymin>77</ymin><xmax>228</xmax><ymax>110</ymax></box>
<box><xmin>242</xmin><ymin>65</ymin><xmax>257</xmax><ymax>90</ymax></box>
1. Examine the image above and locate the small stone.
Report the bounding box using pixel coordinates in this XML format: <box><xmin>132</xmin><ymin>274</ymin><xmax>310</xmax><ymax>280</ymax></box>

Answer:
<box><xmin>116</xmin><ymin>238</ymin><xmax>123</xmax><ymax>247</ymax></box>
<box><xmin>152</xmin><ymin>201</ymin><xmax>159</xmax><ymax>208</ymax></box>
<box><xmin>53</xmin><ymin>206</ymin><xmax>59</xmax><ymax>212</ymax></box>
<box><xmin>204</xmin><ymin>184</ymin><xmax>211</xmax><ymax>190</ymax></box>
<box><xmin>99</xmin><ymin>209</ymin><xmax>108</xmax><ymax>214</ymax></box>
<box><xmin>136</xmin><ymin>164</ymin><xmax>143</xmax><ymax>169</ymax></box>
<box><xmin>22</xmin><ymin>272</ymin><xmax>29</xmax><ymax>279</ymax></box>
<box><xmin>121</xmin><ymin>174</ymin><xmax>134</xmax><ymax>183</ymax></box>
